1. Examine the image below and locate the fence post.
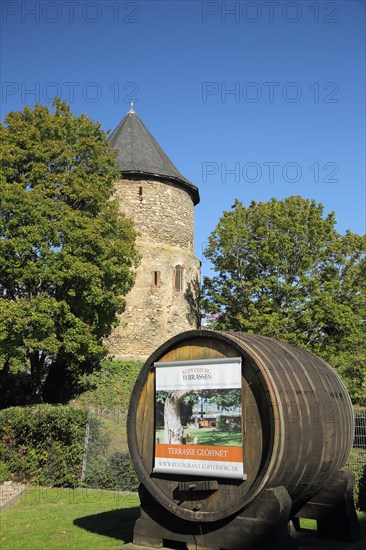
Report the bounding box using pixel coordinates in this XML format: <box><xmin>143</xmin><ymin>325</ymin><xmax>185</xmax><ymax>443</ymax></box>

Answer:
<box><xmin>80</xmin><ymin>408</ymin><xmax>92</xmax><ymax>484</ymax></box>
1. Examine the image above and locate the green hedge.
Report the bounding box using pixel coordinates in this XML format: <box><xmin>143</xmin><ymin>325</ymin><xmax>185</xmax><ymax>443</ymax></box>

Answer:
<box><xmin>75</xmin><ymin>359</ymin><xmax>142</xmax><ymax>410</ymax></box>
<box><xmin>0</xmin><ymin>461</ymin><xmax>11</xmax><ymax>483</ymax></box>
<box><xmin>0</xmin><ymin>405</ymin><xmax>87</xmax><ymax>487</ymax></box>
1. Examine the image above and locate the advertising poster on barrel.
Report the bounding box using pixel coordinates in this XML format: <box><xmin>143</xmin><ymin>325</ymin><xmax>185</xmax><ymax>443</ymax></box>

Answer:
<box><xmin>154</xmin><ymin>357</ymin><xmax>245</xmax><ymax>479</ymax></box>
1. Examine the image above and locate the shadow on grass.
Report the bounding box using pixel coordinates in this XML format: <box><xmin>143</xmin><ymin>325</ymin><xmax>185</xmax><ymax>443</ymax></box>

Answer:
<box><xmin>74</xmin><ymin>506</ymin><xmax>139</xmax><ymax>541</ymax></box>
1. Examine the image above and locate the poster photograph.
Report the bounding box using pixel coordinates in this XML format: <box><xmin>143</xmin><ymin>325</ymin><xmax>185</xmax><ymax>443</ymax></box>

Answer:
<box><xmin>153</xmin><ymin>358</ymin><xmax>245</xmax><ymax>480</ymax></box>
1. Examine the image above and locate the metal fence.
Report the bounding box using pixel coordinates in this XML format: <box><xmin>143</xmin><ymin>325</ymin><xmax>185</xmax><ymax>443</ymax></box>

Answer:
<box><xmin>80</xmin><ymin>407</ymin><xmax>138</xmax><ymax>492</ymax></box>
<box><xmin>346</xmin><ymin>406</ymin><xmax>366</xmax><ymax>497</ymax></box>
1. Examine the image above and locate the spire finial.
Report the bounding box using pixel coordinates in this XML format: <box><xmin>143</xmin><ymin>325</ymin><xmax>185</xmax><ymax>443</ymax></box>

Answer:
<box><xmin>129</xmin><ymin>101</ymin><xmax>135</xmax><ymax>114</ymax></box>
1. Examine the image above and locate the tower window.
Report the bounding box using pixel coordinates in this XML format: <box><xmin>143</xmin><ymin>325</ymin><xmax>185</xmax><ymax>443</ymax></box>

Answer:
<box><xmin>152</xmin><ymin>271</ymin><xmax>160</xmax><ymax>288</ymax></box>
<box><xmin>173</xmin><ymin>265</ymin><xmax>184</xmax><ymax>292</ymax></box>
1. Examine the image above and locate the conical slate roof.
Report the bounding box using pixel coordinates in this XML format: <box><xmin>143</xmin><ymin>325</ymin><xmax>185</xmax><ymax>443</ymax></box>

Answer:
<box><xmin>108</xmin><ymin>108</ymin><xmax>199</xmax><ymax>205</ymax></box>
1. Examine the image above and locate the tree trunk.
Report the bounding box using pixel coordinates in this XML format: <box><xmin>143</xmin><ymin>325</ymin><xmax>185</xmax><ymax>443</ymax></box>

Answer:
<box><xmin>163</xmin><ymin>390</ymin><xmax>192</xmax><ymax>444</ymax></box>
<box><xmin>28</xmin><ymin>349</ymin><xmax>44</xmax><ymax>404</ymax></box>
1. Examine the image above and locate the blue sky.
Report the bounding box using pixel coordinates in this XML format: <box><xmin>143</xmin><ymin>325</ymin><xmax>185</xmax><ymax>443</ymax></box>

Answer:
<box><xmin>1</xmin><ymin>0</ymin><xmax>365</xmax><ymax>278</ymax></box>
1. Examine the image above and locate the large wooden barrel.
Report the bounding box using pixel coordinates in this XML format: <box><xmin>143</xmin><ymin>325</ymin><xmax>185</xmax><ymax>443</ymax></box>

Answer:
<box><xmin>127</xmin><ymin>330</ymin><xmax>354</xmax><ymax>523</ymax></box>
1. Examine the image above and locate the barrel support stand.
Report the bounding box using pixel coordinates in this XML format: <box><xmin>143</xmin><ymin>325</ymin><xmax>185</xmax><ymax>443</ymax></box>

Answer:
<box><xmin>123</xmin><ymin>483</ymin><xmax>296</xmax><ymax>550</ymax></box>
<box><xmin>292</xmin><ymin>469</ymin><xmax>361</xmax><ymax>543</ymax></box>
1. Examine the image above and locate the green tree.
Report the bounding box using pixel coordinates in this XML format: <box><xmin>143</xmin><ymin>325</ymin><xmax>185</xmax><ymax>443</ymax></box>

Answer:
<box><xmin>202</xmin><ymin>197</ymin><xmax>366</xmax><ymax>404</ymax></box>
<box><xmin>0</xmin><ymin>100</ymin><xmax>139</xmax><ymax>403</ymax></box>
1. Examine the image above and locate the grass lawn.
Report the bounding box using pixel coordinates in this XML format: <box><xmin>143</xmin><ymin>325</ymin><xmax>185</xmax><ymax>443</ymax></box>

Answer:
<box><xmin>0</xmin><ymin>487</ymin><xmax>139</xmax><ymax>550</ymax></box>
<box><xmin>1</xmin><ymin>487</ymin><xmax>365</xmax><ymax>549</ymax></box>
<box><xmin>294</xmin><ymin>513</ymin><xmax>366</xmax><ymax>550</ymax></box>
<box><xmin>155</xmin><ymin>428</ymin><xmax>242</xmax><ymax>446</ymax></box>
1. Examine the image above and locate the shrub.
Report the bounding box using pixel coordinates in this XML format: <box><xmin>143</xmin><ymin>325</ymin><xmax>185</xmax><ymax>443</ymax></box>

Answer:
<box><xmin>216</xmin><ymin>415</ymin><xmax>241</xmax><ymax>432</ymax></box>
<box><xmin>216</xmin><ymin>415</ymin><xmax>226</xmax><ymax>430</ymax></box>
<box><xmin>74</xmin><ymin>360</ymin><xmax>142</xmax><ymax>410</ymax></box>
<box><xmin>81</xmin><ymin>416</ymin><xmax>138</xmax><ymax>492</ymax></box>
<box><xmin>84</xmin><ymin>451</ymin><xmax>138</xmax><ymax>492</ymax></box>
<box><xmin>358</xmin><ymin>463</ymin><xmax>366</xmax><ymax>512</ymax></box>
<box><xmin>0</xmin><ymin>405</ymin><xmax>87</xmax><ymax>487</ymax></box>
<box><xmin>0</xmin><ymin>460</ymin><xmax>10</xmax><ymax>483</ymax></box>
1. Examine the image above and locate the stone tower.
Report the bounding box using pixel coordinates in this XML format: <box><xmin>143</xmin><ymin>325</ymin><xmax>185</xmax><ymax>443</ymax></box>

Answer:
<box><xmin>107</xmin><ymin>106</ymin><xmax>200</xmax><ymax>360</ymax></box>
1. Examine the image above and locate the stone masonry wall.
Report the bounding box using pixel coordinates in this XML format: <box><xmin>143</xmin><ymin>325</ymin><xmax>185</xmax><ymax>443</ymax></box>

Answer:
<box><xmin>107</xmin><ymin>176</ymin><xmax>200</xmax><ymax>360</ymax></box>
<box><xmin>113</xmin><ymin>176</ymin><xmax>195</xmax><ymax>251</ymax></box>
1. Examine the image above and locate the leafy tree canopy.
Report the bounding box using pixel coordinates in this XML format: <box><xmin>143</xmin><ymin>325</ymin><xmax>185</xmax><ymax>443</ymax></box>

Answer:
<box><xmin>202</xmin><ymin>197</ymin><xmax>366</xmax><ymax>404</ymax></box>
<box><xmin>0</xmin><ymin>100</ymin><xmax>139</xmax><ymax>403</ymax></box>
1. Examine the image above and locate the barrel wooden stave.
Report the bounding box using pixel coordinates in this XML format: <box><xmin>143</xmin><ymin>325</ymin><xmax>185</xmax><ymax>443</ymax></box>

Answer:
<box><xmin>127</xmin><ymin>330</ymin><xmax>354</xmax><ymax>522</ymax></box>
